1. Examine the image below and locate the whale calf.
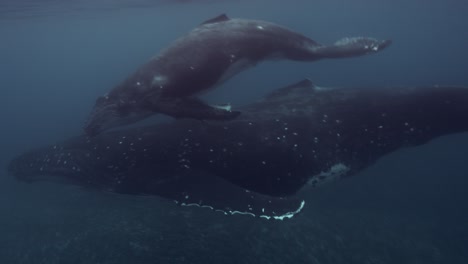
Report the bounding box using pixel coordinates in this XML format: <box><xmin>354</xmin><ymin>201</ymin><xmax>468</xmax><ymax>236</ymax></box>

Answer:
<box><xmin>84</xmin><ymin>14</ymin><xmax>391</xmax><ymax>136</ymax></box>
<box><xmin>9</xmin><ymin>80</ymin><xmax>468</xmax><ymax>219</ymax></box>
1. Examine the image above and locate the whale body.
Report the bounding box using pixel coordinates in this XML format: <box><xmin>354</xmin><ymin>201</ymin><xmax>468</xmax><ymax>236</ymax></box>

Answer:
<box><xmin>84</xmin><ymin>14</ymin><xmax>391</xmax><ymax>136</ymax></box>
<box><xmin>10</xmin><ymin>80</ymin><xmax>468</xmax><ymax>219</ymax></box>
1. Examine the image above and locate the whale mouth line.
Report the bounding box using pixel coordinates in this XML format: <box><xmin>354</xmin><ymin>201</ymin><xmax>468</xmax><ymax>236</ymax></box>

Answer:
<box><xmin>14</xmin><ymin>169</ymin><xmax>81</xmax><ymax>186</ymax></box>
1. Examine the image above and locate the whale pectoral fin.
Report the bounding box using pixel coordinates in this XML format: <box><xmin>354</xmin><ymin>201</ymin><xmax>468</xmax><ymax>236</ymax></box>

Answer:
<box><xmin>155</xmin><ymin>97</ymin><xmax>241</xmax><ymax>121</ymax></box>
<box><xmin>316</xmin><ymin>37</ymin><xmax>392</xmax><ymax>58</ymax></box>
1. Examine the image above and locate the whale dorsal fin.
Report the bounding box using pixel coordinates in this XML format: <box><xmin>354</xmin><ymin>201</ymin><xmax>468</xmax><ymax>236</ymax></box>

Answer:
<box><xmin>264</xmin><ymin>79</ymin><xmax>316</xmax><ymax>100</ymax></box>
<box><xmin>201</xmin><ymin>14</ymin><xmax>230</xmax><ymax>25</ymax></box>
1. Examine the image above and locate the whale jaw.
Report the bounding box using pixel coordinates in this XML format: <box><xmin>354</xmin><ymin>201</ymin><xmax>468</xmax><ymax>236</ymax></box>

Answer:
<box><xmin>84</xmin><ymin>97</ymin><xmax>153</xmax><ymax>136</ymax></box>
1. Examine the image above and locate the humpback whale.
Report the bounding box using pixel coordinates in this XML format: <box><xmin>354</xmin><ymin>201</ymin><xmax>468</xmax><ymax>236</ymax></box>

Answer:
<box><xmin>9</xmin><ymin>80</ymin><xmax>468</xmax><ymax>219</ymax></box>
<box><xmin>84</xmin><ymin>14</ymin><xmax>391</xmax><ymax>136</ymax></box>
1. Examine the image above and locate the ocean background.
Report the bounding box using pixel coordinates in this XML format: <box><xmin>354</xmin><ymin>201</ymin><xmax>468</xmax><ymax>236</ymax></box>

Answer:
<box><xmin>1</xmin><ymin>0</ymin><xmax>467</xmax><ymax>263</ymax></box>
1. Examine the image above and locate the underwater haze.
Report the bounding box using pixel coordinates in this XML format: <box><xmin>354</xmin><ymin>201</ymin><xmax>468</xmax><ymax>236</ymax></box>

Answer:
<box><xmin>1</xmin><ymin>0</ymin><xmax>468</xmax><ymax>263</ymax></box>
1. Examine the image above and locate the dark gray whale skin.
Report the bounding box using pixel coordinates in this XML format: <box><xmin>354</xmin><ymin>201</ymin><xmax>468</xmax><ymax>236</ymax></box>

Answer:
<box><xmin>9</xmin><ymin>80</ymin><xmax>468</xmax><ymax>219</ymax></box>
<box><xmin>84</xmin><ymin>14</ymin><xmax>391</xmax><ymax>136</ymax></box>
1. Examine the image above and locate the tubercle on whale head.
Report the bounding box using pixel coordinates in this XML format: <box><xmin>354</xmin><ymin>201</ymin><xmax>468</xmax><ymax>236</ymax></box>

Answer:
<box><xmin>7</xmin><ymin>146</ymin><xmax>91</xmax><ymax>185</ymax></box>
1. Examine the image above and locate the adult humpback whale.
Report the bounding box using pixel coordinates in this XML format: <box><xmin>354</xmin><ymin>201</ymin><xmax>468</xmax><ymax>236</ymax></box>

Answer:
<box><xmin>84</xmin><ymin>14</ymin><xmax>391</xmax><ymax>136</ymax></box>
<box><xmin>9</xmin><ymin>80</ymin><xmax>468</xmax><ymax>219</ymax></box>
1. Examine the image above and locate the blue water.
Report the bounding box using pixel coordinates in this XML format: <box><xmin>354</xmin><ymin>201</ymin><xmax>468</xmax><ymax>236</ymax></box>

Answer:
<box><xmin>1</xmin><ymin>0</ymin><xmax>467</xmax><ymax>263</ymax></box>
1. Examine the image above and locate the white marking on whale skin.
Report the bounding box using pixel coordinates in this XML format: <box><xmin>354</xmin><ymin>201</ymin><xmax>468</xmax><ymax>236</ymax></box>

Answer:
<box><xmin>334</xmin><ymin>37</ymin><xmax>353</xmax><ymax>46</ymax></box>
<box><xmin>229</xmin><ymin>210</ymin><xmax>256</xmax><ymax>217</ymax></box>
<box><xmin>229</xmin><ymin>54</ymin><xmax>236</xmax><ymax>63</ymax></box>
<box><xmin>211</xmin><ymin>104</ymin><xmax>232</xmax><ymax>111</ymax></box>
<box><xmin>178</xmin><ymin>199</ymin><xmax>306</xmax><ymax>220</ymax></box>
<box><xmin>312</xmin><ymin>85</ymin><xmax>336</xmax><ymax>92</ymax></box>
<box><xmin>259</xmin><ymin>200</ymin><xmax>305</xmax><ymax>220</ymax></box>
<box><xmin>307</xmin><ymin>163</ymin><xmax>350</xmax><ymax>187</ymax></box>
<box><xmin>151</xmin><ymin>75</ymin><xmax>169</xmax><ymax>87</ymax></box>
<box><xmin>180</xmin><ymin>202</ymin><xmax>214</xmax><ymax>210</ymax></box>
<box><xmin>335</xmin><ymin>36</ymin><xmax>367</xmax><ymax>46</ymax></box>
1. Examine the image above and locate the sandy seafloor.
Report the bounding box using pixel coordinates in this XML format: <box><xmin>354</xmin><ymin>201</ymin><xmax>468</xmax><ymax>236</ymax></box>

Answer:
<box><xmin>0</xmin><ymin>0</ymin><xmax>467</xmax><ymax>263</ymax></box>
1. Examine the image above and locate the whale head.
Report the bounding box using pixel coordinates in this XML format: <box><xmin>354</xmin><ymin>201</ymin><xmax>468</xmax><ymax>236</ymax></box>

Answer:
<box><xmin>8</xmin><ymin>145</ymin><xmax>93</xmax><ymax>186</ymax></box>
<box><xmin>7</xmin><ymin>134</ymin><xmax>137</xmax><ymax>192</ymax></box>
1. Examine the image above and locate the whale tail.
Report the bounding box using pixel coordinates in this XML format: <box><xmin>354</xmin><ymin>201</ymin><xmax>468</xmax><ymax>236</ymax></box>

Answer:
<box><xmin>313</xmin><ymin>37</ymin><xmax>392</xmax><ymax>59</ymax></box>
